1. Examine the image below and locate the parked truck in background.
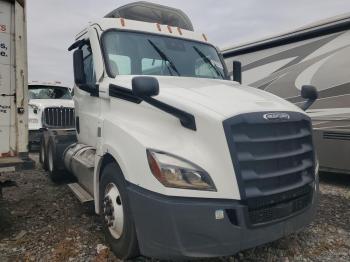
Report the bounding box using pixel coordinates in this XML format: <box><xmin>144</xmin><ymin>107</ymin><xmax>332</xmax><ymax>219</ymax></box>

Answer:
<box><xmin>40</xmin><ymin>2</ymin><xmax>319</xmax><ymax>260</ymax></box>
<box><xmin>0</xmin><ymin>0</ymin><xmax>33</xmax><ymax>184</ymax></box>
<box><xmin>222</xmin><ymin>13</ymin><xmax>350</xmax><ymax>175</ymax></box>
<box><xmin>28</xmin><ymin>81</ymin><xmax>74</xmax><ymax>151</ymax></box>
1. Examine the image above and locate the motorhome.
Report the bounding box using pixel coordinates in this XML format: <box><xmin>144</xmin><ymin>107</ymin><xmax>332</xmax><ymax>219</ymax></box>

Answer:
<box><xmin>40</xmin><ymin>2</ymin><xmax>319</xmax><ymax>259</ymax></box>
<box><xmin>222</xmin><ymin>13</ymin><xmax>350</xmax><ymax>175</ymax></box>
<box><xmin>0</xmin><ymin>0</ymin><xmax>33</xmax><ymax>175</ymax></box>
<box><xmin>28</xmin><ymin>81</ymin><xmax>74</xmax><ymax>150</ymax></box>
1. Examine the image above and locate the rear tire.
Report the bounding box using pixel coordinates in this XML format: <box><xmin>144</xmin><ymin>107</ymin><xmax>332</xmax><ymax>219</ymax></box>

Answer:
<box><xmin>100</xmin><ymin>163</ymin><xmax>139</xmax><ymax>259</ymax></box>
<box><xmin>47</xmin><ymin>139</ymin><xmax>65</xmax><ymax>182</ymax></box>
<box><xmin>39</xmin><ymin>137</ymin><xmax>48</xmax><ymax>171</ymax></box>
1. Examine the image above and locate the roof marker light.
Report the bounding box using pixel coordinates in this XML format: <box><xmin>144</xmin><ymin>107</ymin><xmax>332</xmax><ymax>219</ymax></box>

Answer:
<box><xmin>202</xmin><ymin>33</ymin><xmax>208</xmax><ymax>41</ymax></box>
<box><xmin>167</xmin><ymin>25</ymin><xmax>173</xmax><ymax>33</ymax></box>
<box><xmin>156</xmin><ymin>23</ymin><xmax>162</xmax><ymax>31</ymax></box>
<box><xmin>120</xmin><ymin>18</ymin><xmax>125</xmax><ymax>27</ymax></box>
<box><xmin>177</xmin><ymin>27</ymin><xmax>182</xmax><ymax>35</ymax></box>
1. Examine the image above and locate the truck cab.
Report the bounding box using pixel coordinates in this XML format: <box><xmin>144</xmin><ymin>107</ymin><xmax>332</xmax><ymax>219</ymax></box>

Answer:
<box><xmin>42</xmin><ymin>2</ymin><xmax>319</xmax><ymax>260</ymax></box>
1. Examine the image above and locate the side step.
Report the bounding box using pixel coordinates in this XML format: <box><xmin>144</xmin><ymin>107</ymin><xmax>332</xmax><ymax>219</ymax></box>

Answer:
<box><xmin>68</xmin><ymin>183</ymin><xmax>94</xmax><ymax>203</ymax></box>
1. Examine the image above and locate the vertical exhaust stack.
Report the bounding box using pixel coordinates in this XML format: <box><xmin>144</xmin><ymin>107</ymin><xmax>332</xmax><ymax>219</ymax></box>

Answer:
<box><xmin>104</xmin><ymin>1</ymin><xmax>194</xmax><ymax>31</ymax></box>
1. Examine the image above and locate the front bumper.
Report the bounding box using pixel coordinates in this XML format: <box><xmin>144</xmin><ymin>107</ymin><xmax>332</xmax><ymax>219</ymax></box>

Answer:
<box><xmin>29</xmin><ymin>129</ymin><xmax>42</xmax><ymax>145</ymax></box>
<box><xmin>127</xmin><ymin>181</ymin><xmax>318</xmax><ymax>260</ymax></box>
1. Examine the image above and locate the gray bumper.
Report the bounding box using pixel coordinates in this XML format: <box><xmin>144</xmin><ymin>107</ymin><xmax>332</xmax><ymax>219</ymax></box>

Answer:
<box><xmin>29</xmin><ymin>129</ymin><xmax>42</xmax><ymax>145</ymax></box>
<box><xmin>127</xmin><ymin>182</ymin><xmax>318</xmax><ymax>260</ymax></box>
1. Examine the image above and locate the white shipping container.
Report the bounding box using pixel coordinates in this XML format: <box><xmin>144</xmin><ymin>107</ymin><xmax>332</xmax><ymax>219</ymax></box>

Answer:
<box><xmin>0</xmin><ymin>0</ymin><xmax>33</xmax><ymax>171</ymax></box>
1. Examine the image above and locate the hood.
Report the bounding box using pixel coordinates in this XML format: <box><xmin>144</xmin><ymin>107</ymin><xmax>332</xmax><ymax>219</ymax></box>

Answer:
<box><xmin>112</xmin><ymin>76</ymin><xmax>303</xmax><ymax>119</ymax></box>
<box><xmin>29</xmin><ymin>99</ymin><xmax>74</xmax><ymax>109</ymax></box>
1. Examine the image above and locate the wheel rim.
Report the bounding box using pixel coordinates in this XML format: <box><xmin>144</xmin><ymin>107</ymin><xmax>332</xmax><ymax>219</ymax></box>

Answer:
<box><xmin>103</xmin><ymin>183</ymin><xmax>124</xmax><ymax>239</ymax></box>
<box><xmin>48</xmin><ymin>145</ymin><xmax>53</xmax><ymax>172</ymax></box>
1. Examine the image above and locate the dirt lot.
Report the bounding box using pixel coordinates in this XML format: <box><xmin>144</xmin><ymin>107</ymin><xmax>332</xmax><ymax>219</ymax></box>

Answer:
<box><xmin>0</xmin><ymin>153</ymin><xmax>349</xmax><ymax>261</ymax></box>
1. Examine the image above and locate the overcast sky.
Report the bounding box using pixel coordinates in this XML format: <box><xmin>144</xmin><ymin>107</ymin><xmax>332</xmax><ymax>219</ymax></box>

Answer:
<box><xmin>27</xmin><ymin>0</ymin><xmax>350</xmax><ymax>86</ymax></box>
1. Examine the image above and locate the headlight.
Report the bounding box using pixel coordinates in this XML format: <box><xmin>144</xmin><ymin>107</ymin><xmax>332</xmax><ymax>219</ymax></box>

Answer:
<box><xmin>147</xmin><ymin>150</ymin><xmax>216</xmax><ymax>191</ymax></box>
<box><xmin>29</xmin><ymin>104</ymin><xmax>39</xmax><ymax>114</ymax></box>
<box><xmin>29</xmin><ymin>118</ymin><xmax>39</xmax><ymax>124</ymax></box>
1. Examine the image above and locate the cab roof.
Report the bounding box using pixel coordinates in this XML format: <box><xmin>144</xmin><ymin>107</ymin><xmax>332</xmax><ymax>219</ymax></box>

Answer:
<box><xmin>75</xmin><ymin>17</ymin><xmax>209</xmax><ymax>45</ymax></box>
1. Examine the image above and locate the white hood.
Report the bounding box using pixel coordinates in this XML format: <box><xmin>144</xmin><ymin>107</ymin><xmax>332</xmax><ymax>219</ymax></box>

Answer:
<box><xmin>29</xmin><ymin>99</ymin><xmax>74</xmax><ymax>109</ymax></box>
<box><xmin>113</xmin><ymin>76</ymin><xmax>303</xmax><ymax>119</ymax></box>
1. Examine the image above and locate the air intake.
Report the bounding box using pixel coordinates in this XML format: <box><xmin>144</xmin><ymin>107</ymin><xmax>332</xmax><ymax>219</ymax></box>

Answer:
<box><xmin>104</xmin><ymin>1</ymin><xmax>194</xmax><ymax>31</ymax></box>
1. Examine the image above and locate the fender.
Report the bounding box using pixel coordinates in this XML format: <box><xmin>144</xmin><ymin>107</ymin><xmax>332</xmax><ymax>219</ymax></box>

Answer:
<box><xmin>93</xmin><ymin>144</ymin><xmax>136</xmax><ymax>214</ymax></box>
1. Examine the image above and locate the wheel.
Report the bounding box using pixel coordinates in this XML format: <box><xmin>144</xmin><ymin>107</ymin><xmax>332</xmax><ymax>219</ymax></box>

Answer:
<box><xmin>100</xmin><ymin>163</ymin><xmax>139</xmax><ymax>259</ymax></box>
<box><xmin>47</xmin><ymin>139</ymin><xmax>65</xmax><ymax>182</ymax></box>
<box><xmin>39</xmin><ymin>137</ymin><xmax>48</xmax><ymax>171</ymax></box>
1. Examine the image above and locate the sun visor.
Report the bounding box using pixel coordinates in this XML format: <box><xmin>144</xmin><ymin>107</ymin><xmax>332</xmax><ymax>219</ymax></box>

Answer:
<box><xmin>104</xmin><ymin>1</ymin><xmax>194</xmax><ymax>31</ymax></box>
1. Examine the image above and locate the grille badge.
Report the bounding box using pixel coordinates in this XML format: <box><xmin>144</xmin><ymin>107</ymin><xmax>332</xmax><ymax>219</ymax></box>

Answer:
<box><xmin>263</xmin><ymin>112</ymin><xmax>290</xmax><ymax>121</ymax></box>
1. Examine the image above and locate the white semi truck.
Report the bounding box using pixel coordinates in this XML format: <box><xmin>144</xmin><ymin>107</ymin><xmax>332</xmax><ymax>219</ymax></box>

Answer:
<box><xmin>28</xmin><ymin>81</ymin><xmax>74</xmax><ymax>150</ymax></box>
<box><xmin>0</xmin><ymin>0</ymin><xmax>33</xmax><ymax>179</ymax></box>
<box><xmin>41</xmin><ymin>2</ymin><xmax>319</xmax><ymax>260</ymax></box>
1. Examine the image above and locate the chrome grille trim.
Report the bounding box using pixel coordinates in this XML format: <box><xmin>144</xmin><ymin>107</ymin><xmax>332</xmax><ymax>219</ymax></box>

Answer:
<box><xmin>43</xmin><ymin>107</ymin><xmax>75</xmax><ymax>128</ymax></box>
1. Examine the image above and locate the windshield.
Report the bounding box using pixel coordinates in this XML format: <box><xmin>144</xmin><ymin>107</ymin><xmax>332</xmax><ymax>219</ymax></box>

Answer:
<box><xmin>28</xmin><ymin>86</ymin><xmax>72</xmax><ymax>100</ymax></box>
<box><xmin>102</xmin><ymin>30</ymin><xmax>226</xmax><ymax>79</ymax></box>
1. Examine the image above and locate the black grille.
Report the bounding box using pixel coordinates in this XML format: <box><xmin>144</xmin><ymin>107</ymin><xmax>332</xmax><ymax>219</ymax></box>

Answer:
<box><xmin>223</xmin><ymin>112</ymin><xmax>315</xmax><ymax>224</ymax></box>
<box><xmin>43</xmin><ymin>107</ymin><xmax>75</xmax><ymax>128</ymax></box>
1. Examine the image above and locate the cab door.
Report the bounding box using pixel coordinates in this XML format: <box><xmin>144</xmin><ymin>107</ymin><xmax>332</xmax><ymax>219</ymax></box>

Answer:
<box><xmin>74</xmin><ymin>41</ymin><xmax>100</xmax><ymax>148</ymax></box>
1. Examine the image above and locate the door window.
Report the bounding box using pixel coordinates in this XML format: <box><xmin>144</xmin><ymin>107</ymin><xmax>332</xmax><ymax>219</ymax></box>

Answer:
<box><xmin>81</xmin><ymin>45</ymin><xmax>96</xmax><ymax>84</ymax></box>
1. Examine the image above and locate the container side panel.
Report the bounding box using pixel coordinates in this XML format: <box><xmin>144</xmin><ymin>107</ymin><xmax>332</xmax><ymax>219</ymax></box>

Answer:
<box><xmin>0</xmin><ymin>0</ymin><xmax>13</xmax><ymax>156</ymax></box>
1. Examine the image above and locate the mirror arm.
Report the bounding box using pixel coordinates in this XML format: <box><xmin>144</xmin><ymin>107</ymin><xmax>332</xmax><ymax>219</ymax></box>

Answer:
<box><xmin>232</xmin><ymin>61</ymin><xmax>242</xmax><ymax>84</ymax></box>
<box><xmin>78</xmin><ymin>83</ymin><xmax>99</xmax><ymax>97</ymax></box>
<box><xmin>109</xmin><ymin>82</ymin><xmax>196</xmax><ymax>131</ymax></box>
<box><xmin>299</xmin><ymin>99</ymin><xmax>316</xmax><ymax>111</ymax></box>
<box><xmin>142</xmin><ymin>96</ymin><xmax>197</xmax><ymax>131</ymax></box>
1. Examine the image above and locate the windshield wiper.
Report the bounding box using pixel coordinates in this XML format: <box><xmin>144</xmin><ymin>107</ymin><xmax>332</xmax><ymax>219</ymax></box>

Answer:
<box><xmin>148</xmin><ymin>40</ymin><xmax>181</xmax><ymax>76</ymax></box>
<box><xmin>193</xmin><ymin>46</ymin><xmax>224</xmax><ymax>79</ymax></box>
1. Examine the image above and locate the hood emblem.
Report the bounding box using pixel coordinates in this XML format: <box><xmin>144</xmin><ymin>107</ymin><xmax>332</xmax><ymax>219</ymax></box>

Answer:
<box><xmin>263</xmin><ymin>112</ymin><xmax>290</xmax><ymax>121</ymax></box>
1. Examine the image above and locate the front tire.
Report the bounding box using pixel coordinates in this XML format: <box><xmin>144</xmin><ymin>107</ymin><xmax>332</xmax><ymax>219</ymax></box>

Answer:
<box><xmin>100</xmin><ymin>163</ymin><xmax>139</xmax><ymax>259</ymax></box>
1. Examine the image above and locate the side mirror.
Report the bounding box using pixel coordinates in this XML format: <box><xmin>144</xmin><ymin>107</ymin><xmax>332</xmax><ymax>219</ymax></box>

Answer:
<box><xmin>73</xmin><ymin>49</ymin><xmax>86</xmax><ymax>86</ymax></box>
<box><xmin>232</xmin><ymin>61</ymin><xmax>242</xmax><ymax>84</ymax></box>
<box><xmin>300</xmin><ymin>85</ymin><xmax>318</xmax><ymax>111</ymax></box>
<box><xmin>132</xmin><ymin>76</ymin><xmax>159</xmax><ymax>98</ymax></box>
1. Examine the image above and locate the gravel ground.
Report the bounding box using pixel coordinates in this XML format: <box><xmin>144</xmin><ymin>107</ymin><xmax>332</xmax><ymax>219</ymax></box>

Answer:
<box><xmin>0</xmin><ymin>153</ymin><xmax>349</xmax><ymax>261</ymax></box>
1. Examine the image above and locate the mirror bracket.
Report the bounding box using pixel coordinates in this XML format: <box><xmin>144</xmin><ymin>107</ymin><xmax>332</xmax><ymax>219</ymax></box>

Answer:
<box><xmin>131</xmin><ymin>76</ymin><xmax>197</xmax><ymax>131</ymax></box>
<box><xmin>232</xmin><ymin>61</ymin><xmax>242</xmax><ymax>84</ymax></box>
<box><xmin>299</xmin><ymin>85</ymin><xmax>318</xmax><ymax>111</ymax></box>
